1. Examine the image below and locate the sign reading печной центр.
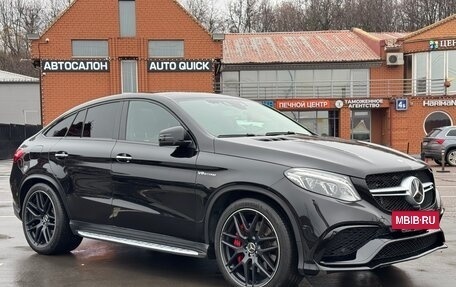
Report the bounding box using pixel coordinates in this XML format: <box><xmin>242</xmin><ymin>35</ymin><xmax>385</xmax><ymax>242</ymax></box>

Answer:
<box><xmin>148</xmin><ymin>60</ymin><xmax>212</xmax><ymax>72</ymax></box>
<box><xmin>42</xmin><ymin>60</ymin><xmax>110</xmax><ymax>72</ymax></box>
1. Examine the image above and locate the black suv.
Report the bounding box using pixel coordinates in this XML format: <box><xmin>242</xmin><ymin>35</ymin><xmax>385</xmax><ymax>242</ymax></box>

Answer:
<box><xmin>10</xmin><ymin>93</ymin><xmax>446</xmax><ymax>287</ymax></box>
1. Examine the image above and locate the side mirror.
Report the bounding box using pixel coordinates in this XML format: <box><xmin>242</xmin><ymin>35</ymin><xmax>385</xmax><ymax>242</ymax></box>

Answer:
<box><xmin>159</xmin><ymin>126</ymin><xmax>192</xmax><ymax>147</ymax></box>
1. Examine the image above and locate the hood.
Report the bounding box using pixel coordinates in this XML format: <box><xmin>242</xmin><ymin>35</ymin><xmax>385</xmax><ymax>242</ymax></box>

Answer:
<box><xmin>214</xmin><ymin>135</ymin><xmax>426</xmax><ymax>178</ymax></box>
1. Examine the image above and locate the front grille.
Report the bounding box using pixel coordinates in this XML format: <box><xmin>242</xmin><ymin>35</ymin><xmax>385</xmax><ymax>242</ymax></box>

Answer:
<box><xmin>366</xmin><ymin>170</ymin><xmax>436</xmax><ymax>212</ymax></box>
<box><xmin>321</xmin><ymin>227</ymin><xmax>379</xmax><ymax>262</ymax></box>
<box><xmin>375</xmin><ymin>196</ymin><xmax>416</xmax><ymax>211</ymax></box>
<box><xmin>366</xmin><ymin>170</ymin><xmax>432</xmax><ymax>189</ymax></box>
<box><xmin>370</xmin><ymin>232</ymin><xmax>444</xmax><ymax>266</ymax></box>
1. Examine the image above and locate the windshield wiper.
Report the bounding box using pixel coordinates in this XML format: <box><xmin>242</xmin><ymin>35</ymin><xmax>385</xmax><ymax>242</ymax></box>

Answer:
<box><xmin>218</xmin><ymin>133</ymin><xmax>257</xmax><ymax>138</ymax></box>
<box><xmin>265</xmin><ymin>131</ymin><xmax>296</xmax><ymax>136</ymax></box>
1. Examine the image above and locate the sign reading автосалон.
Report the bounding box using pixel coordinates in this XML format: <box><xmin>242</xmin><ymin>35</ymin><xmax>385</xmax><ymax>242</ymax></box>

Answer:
<box><xmin>42</xmin><ymin>60</ymin><xmax>110</xmax><ymax>72</ymax></box>
<box><xmin>148</xmin><ymin>60</ymin><xmax>212</xmax><ymax>72</ymax></box>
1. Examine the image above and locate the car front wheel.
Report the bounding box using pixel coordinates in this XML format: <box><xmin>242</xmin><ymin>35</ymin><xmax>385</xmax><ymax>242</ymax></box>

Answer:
<box><xmin>214</xmin><ymin>198</ymin><xmax>301</xmax><ymax>287</ymax></box>
<box><xmin>22</xmin><ymin>183</ymin><xmax>82</xmax><ymax>255</ymax></box>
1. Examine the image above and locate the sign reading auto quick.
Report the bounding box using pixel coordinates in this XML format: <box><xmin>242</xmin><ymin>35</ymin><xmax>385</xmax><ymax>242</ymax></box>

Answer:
<box><xmin>148</xmin><ymin>60</ymin><xmax>212</xmax><ymax>72</ymax></box>
<box><xmin>42</xmin><ymin>60</ymin><xmax>110</xmax><ymax>72</ymax></box>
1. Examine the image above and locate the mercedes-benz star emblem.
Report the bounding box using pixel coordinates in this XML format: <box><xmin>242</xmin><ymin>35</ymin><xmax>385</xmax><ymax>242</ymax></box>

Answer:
<box><xmin>402</xmin><ymin>176</ymin><xmax>425</xmax><ymax>206</ymax></box>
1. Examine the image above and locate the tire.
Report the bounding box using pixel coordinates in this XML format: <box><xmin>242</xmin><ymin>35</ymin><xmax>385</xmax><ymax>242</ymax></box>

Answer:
<box><xmin>447</xmin><ymin>149</ymin><xmax>456</xmax><ymax>166</ymax></box>
<box><xmin>214</xmin><ymin>198</ymin><xmax>301</xmax><ymax>287</ymax></box>
<box><xmin>21</xmin><ymin>183</ymin><xmax>82</xmax><ymax>255</ymax></box>
<box><xmin>434</xmin><ymin>159</ymin><xmax>443</xmax><ymax>166</ymax></box>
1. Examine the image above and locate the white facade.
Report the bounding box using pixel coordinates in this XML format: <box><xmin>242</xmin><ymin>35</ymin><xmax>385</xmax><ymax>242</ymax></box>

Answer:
<box><xmin>0</xmin><ymin>70</ymin><xmax>40</xmax><ymax>125</ymax></box>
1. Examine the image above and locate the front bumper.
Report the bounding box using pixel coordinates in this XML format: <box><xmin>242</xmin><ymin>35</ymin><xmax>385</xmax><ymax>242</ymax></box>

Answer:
<box><xmin>315</xmin><ymin>226</ymin><xmax>446</xmax><ymax>271</ymax></box>
<box><xmin>271</xmin><ymin>176</ymin><xmax>446</xmax><ymax>275</ymax></box>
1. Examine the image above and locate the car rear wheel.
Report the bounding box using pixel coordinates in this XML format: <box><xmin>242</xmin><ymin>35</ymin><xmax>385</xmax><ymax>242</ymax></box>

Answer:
<box><xmin>447</xmin><ymin>149</ymin><xmax>456</xmax><ymax>166</ymax></box>
<box><xmin>434</xmin><ymin>159</ymin><xmax>443</xmax><ymax>166</ymax></box>
<box><xmin>214</xmin><ymin>199</ymin><xmax>301</xmax><ymax>287</ymax></box>
<box><xmin>22</xmin><ymin>183</ymin><xmax>82</xmax><ymax>255</ymax></box>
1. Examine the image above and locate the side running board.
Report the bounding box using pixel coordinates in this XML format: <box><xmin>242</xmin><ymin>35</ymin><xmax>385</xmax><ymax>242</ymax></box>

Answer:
<box><xmin>78</xmin><ymin>231</ymin><xmax>201</xmax><ymax>257</ymax></box>
<box><xmin>71</xmin><ymin>221</ymin><xmax>208</xmax><ymax>258</ymax></box>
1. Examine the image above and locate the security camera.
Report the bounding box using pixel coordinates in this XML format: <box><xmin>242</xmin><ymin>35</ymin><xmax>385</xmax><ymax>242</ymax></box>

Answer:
<box><xmin>45</xmin><ymin>38</ymin><xmax>49</xmax><ymax>43</ymax></box>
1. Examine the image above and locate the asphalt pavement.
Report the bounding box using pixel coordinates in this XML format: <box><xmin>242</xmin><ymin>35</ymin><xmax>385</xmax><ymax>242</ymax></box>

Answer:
<box><xmin>0</xmin><ymin>160</ymin><xmax>455</xmax><ymax>287</ymax></box>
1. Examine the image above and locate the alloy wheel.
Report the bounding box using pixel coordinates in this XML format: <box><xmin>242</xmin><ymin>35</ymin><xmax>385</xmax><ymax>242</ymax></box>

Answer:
<box><xmin>24</xmin><ymin>190</ymin><xmax>56</xmax><ymax>246</ymax></box>
<box><xmin>448</xmin><ymin>150</ymin><xmax>456</xmax><ymax>166</ymax></box>
<box><xmin>219</xmin><ymin>208</ymin><xmax>280</xmax><ymax>287</ymax></box>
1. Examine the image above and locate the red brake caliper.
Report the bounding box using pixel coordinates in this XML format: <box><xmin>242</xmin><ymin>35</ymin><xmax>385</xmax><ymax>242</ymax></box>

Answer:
<box><xmin>233</xmin><ymin>225</ymin><xmax>245</xmax><ymax>263</ymax></box>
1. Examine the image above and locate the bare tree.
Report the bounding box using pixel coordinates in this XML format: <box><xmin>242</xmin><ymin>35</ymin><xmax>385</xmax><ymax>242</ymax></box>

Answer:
<box><xmin>0</xmin><ymin>0</ymin><xmax>72</xmax><ymax>76</ymax></box>
<box><xmin>274</xmin><ymin>1</ymin><xmax>306</xmax><ymax>32</ymax></box>
<box><xmin>184</xmin><ymin>0</ymin><xmax>225</xmax><ymax>33</ymax></box>
<box><xmin>226</xmin><ymin>0</ymin><xmax>262</xmax><ymax>33</ymax></box>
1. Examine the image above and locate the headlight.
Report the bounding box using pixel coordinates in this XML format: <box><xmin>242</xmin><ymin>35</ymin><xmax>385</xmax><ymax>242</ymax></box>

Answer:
<box><xmin>284</xmin><ymin>168</ymin><xmax>361</xmax><ymax>202</ymax></box>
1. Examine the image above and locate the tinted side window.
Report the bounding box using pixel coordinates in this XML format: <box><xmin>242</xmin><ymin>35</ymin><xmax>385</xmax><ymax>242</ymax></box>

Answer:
<box><xmin>44</xmin><ymin>114</ymin><xmax>76</xmax><ymax>137</ymax></box>
<box><xmin>126</xmin><ymin>101</ymin><xmax>180</xmax><ymax>144</ymax></box>
<box><xmin>67</xmin><ymin>110</ymin><xmax>87</xmax><ymax>137</ymax></box>
<box><xmin>447</xmin><ymin>129</ymin><xmax>456</xmax><ymax>136</ymax></box>
<box><xmin>83</xmin><ymin>102</ymin><xmax>122</xmax><ymax>139</ymax></box>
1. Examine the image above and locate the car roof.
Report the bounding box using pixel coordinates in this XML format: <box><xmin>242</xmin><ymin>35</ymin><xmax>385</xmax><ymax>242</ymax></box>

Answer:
<box><xmin>60</xmin><ymin>92</ymin><xmax>241</xmax><ymax>117</ymax></box>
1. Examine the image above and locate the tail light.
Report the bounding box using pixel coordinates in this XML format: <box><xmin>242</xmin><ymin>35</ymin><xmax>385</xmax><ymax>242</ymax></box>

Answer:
<box><xmin>434</xmin><ymin>139</ymin><xmax>445</xmax><ymax>145</ymax></box>
<box><xmin>13</xmin><ymin>148</ymin><xmax>24</xmax><ymax>163</ymax></box>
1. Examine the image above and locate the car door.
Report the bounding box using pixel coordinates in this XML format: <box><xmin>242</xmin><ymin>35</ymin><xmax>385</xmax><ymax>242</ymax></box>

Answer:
<box><xmin>111</xmin><ymin>100</ymin><xmax>198</xmax><ymax>241</ymax></box>
<box><xmin>48</xmin><ymin>101</ymin><xmax>122</xmax><ymax>225</ymax></box>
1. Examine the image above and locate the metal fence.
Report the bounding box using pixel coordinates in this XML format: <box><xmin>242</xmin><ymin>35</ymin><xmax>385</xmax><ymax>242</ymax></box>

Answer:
<box><xmin>215</xmin><ymin>79</ymin><xmax>455</xmax><ymax>99</ymax></box>
<box><xmin>0</xmin><ymin>124</ymin><xmax>42</xmax><ymax>160</ymax></box>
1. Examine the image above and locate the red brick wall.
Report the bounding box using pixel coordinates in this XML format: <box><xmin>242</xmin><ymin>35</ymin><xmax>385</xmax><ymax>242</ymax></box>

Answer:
<box><xmin>32</xmin><ymin>0</ymin><xmax>222</xmax><ymax>124</ymax></box>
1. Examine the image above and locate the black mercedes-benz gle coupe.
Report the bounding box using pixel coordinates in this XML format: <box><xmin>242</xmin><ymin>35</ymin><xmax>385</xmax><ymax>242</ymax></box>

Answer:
<box><xmin>10</xmin><ymin>93</ymin><xmax>446</xmax><ymax>287</ymax></box>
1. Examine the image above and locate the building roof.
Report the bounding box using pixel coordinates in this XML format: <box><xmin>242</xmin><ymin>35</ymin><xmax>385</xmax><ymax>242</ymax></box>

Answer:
<box><xmin>0</xmin><ymin>70</ymin><xmax>39</xmax><ymax>83</ymax></box>
<box><xmin>223</xmin><ymin>30</ymin><xmax>381</xmax><ymax>64</ymax></box>
<box><xmin>368</xmin><ymin>32</ymin><xmax>409</xmax><ymax>40</ymax></box>
<box><xmin>401</xmin><ymin>13</ymin><xmax>456</xmax><ymax>40</ymax></box>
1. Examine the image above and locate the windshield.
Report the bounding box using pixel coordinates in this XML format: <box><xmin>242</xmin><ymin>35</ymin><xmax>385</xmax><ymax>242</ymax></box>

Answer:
<box><xmin>176</xmin><ymin>97</ymin><xmax>312</xmax><ymax>137</ymax></box>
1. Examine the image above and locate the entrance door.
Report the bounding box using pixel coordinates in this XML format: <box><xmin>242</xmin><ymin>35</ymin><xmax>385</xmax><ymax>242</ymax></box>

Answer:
<box><xmin>121</xmin><ymin>60</ymin><xmax>138</xmax><ymax>93</ymax></box>
<box><xmin>351</xmin><ymin>110</ymin><xmax>371</xmax><ymax>141</ymax></box>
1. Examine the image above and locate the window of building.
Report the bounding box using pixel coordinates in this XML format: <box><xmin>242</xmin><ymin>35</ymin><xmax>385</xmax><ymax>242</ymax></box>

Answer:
<box><xmin>67</xmin><ymin>110</ymin><xmax>87</xmax><ymax>137</ymax></box>
<box><xmin>126</xmin><ymin>101</ymin><xmax>180</xmax><ymax>144</ymax></box>
<box><xmin>283</xmin><ymin>110</ymin><xmax>339</xmax><ymax>137</ymax></box>
<box><xmin>448</xmin><ymin>50</ymin><xmax>456</xmax><ymax>94</ymax></box>
<box><xmin>430</xmin><ymin>51</ymin><xmax>444</xmax><ymax>94</ymax></box>
<box><xmin>148</xmin><ymin>41</ymin><xmax>184</xmax><ymax>58</ymax></box>
<box><xmin>424</xmin><ymin>111</ymin><xmax>453</xmax><ymax>134</ymax></box>
<box><xmin>82</xmin><ymin>102</ymin><xmax>122</xmax><ymax>139</ymax></box>
<box><xmin>411</xmin><ymin>51</ymin><xmax>456</xmax><ymax>95</ymax></box>
<box><xmin>121</xmin><ymin>60</ymin><xmax>138</xmax><ymax>93</ymax></box>
<box><xmin>295</xmin><ymin>70</ymin><xmax>314</xmax><ymax>96</ymax></box>
<box><xmin>332</xmin><ymin>69</ymin><xmax>350</xmax><ymax>97</ymax></box>
<box><xmin>352</xmin><ymin>69</ymin><xmax>369</xmax><ymax>97</ymax></box>
<box><xmin>239</xmin><ymin>71</ymin><xmax>258</xmax><ymax>98</ymax></box>
<box><xmin>221</xmin><ymin>71</ymin><xmax>240</xmax><ymax>96</ymax></box>
<box><xmin>222</xmin><ymin>69</ymin><xmax>369</xmax><ymax>98</ymax></box>
<box><xmin>72</xmin><ymin>40</ymin><xmax>108</xmax><ymax>57</ymax></box>
<box><xmin>119</xmin><ymin>0</ymin><xmax>136</xmax><ymax>37</ymax></box>
<box><xmin>44</xmin><ymin>114</ymin><xmax>76</xmax><ymax>137</ymax></box>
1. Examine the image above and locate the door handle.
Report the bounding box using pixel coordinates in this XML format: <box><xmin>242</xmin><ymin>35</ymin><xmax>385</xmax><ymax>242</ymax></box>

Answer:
<box><xmin>55</xmin><ymin>152</ymin><xmax>68</xmax><ymax>159</ymax></box>
<box><xmin>116</xmin><ymin>154</ymin><xmax>132</xmax><ymax>163</ymax></box>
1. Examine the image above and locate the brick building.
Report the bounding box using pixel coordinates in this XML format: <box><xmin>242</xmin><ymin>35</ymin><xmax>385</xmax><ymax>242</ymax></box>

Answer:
<box><xmin>30</xmin><ymin>0</ymin><xmax>222</xmax><ymax>124</ymax></box>
<box><xmin>220</xmin><ymin>15</ymin><xmax>456</xmax><ymax>154</ymax></box>
<box><xmin>30</xmin><ymin>2</ymin><xmax>455</xmax><ymax>155</ymax></box>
